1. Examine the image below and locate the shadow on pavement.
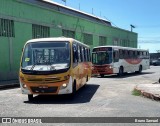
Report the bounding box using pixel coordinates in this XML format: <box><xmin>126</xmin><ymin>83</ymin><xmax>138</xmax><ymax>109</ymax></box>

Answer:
<box><xmin>24</xmin><ymin>84</ymin><xmax>100</xmax><ymax>104</ymax></box>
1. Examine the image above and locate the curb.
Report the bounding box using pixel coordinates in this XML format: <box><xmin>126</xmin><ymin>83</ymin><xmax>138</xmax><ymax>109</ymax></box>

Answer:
<box><xmin>134</xmin><ymin>83</ymin><xmax>160</xmax><ymax>101</ymax></box>
<box><xmin>0</xmin><ymin>83</ymin><xmax>20</xmax><ymax>90</ymax></box>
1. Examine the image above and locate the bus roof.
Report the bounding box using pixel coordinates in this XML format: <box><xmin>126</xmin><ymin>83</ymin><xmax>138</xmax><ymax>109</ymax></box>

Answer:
<box><xmin>25</xmin><ymin>37</ymin><xmax>90</xmax><ymax>48</ymax></box>
<box><xmin>93</xmin><ymin>45</ymin><xmax>148</xmax><ymax>52</ymax></box>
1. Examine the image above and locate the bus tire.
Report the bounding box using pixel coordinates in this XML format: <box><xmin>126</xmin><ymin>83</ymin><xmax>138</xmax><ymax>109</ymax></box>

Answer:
<box><xmin>158</xmin><ymin>78</ymin><xmax>160</xmax><ymax>83</ymax></box>
<box><xmin>86</xmin><ymin>75</ymin><xmax>89</xmax><ymax>82</ymax></box>
<box><xmin>118</xmin><ymin>66</ymin><xmax>123</xmax><ymax>76</ymax></box>
<box><xmin>28</xmin><ymin>94</ymin><xmax>33</xmax><ymax>101</ymax></box>
<box><xmin>71</xmin><ymin>81</ymin><xmax>76</xmax><ymax>96</ymax></box>
<box><xmin>68</xmin><ymin>81</ymin><xmax>77</xmax><ymax>98</ymax></box>
<box><xmin>100</xmin><ymin>74</ymin><xmax>104</xmax><ymax>78</ymax></box>
<box><xmin>84</xmin><ymin>76</ymin><xmax>88</xmax><ymax>87</ymax></box>
<box><xmin>138</xmin><ymin>65</ymin><xmax>142</xmax><ymax>74</ymax></box>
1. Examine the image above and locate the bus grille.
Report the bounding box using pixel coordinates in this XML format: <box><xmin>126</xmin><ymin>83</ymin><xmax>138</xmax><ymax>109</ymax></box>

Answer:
<box><xmin>30</xmin><ymin>87</ymin><xmax>58</xmax><ymax>93</ymax></box>
<box><xmin>27</xmin><ymin>77</ymin><xmax>61</xmax><ymax>83</ymax></box>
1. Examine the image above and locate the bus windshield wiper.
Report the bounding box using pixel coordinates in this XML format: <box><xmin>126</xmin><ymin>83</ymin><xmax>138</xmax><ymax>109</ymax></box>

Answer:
<box><xmin>30</xmin><ymin>64</ymin><xmax>36</xmax><ymax>70</ymax></box>
<box><xmin>30</xmin><ymin>60</ymin><xmax>38</xmax><ymax>70</ymax></box>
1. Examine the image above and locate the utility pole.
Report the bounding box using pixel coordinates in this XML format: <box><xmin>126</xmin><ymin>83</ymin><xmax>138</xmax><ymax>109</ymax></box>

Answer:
<box><xmin>92</xmin><ymin>8</ymin><xmax>94</xmax><ymax>15</ymax></box>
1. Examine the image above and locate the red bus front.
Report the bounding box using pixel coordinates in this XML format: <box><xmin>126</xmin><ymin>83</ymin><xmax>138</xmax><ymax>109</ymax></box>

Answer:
<box><xmin>92</xmin><ymin>47</ymin><xmax>113</xmax><ymax>77</ymax></box>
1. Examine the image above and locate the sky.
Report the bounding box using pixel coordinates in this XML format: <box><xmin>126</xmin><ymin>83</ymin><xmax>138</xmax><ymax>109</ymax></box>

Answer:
<box><xmin>52</xmin><ymin>0</ymin><xmax>160</xmax><ymax>53</ymax></box>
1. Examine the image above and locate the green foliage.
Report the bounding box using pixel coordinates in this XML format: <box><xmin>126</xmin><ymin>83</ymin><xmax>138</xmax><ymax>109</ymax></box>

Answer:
<box><xmin>132</xmin><ymin>89</ymin><xmax>141</xmax><ymax>96</ymax></box>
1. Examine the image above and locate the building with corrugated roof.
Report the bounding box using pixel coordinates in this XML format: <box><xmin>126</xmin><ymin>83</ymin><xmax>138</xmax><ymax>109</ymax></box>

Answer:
<box><xmin>0</xmin><ymin>0</ymin><xmax>137</xmax><ymax>82</ymax></box>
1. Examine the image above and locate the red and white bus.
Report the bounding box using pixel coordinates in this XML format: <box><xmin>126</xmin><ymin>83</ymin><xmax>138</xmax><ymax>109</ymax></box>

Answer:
<box><xmin>92</xmin><ymin>46</ymin><xmax>150</xmax><ymax>77</ymax></box>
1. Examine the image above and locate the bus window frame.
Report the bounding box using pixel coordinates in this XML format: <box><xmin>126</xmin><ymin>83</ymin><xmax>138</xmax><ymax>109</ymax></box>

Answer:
<box><xmin>113</xmin><ymin>49</ymin><xmax>119</xmax><ymax>62</ymax></box>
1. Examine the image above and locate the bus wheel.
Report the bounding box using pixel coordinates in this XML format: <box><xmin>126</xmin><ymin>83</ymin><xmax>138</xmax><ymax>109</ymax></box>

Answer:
<box><xmin>86</xmin><ymin>75</ymin><xmax>88</xmax><ymax>82</ymax></box>
<box><xmin>73</xmin><ymin>82</ymin><xmax>77</xmax><ymax>93</ymax></box>
<box><xmin>84</xmin><ymin>76</ymin><xmax>88</xmax><ymax>87</ymax></box>
<box><xmin>67</xmin><ymin>82</ymin><xmax>76</xmax><ymax>99</ymax></box>
<box><xmin>118</xmin><ymin>66</ymin><xmax>123</xmax><ymax>76</ymax></box>
<box><xmin>100</xmin><ymin>74</ymin><xmax>104</xmax><ymax>78</ymax></box>
<box><xmin>28</xmin><ymin>94</ymin><xmax>33</xmax><ymax>101</ymax></box>
<box><xmin>158</xmin><ymin>78</ymin><xmax>160</xmax><ymax>83</ymax></box>
<box><xmin>138</xmin><ymin>65</ymin><xmax>142</xmax><ymax>73</ymax></box>
<box><xmin>71</xmin><ymin>81</ymin><xmax>76</xmax><ymax>96</ymax></box>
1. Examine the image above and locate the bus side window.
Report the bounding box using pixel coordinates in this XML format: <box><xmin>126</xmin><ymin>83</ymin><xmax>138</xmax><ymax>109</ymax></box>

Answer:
<box><xmin>124</xmin><ymin>50</ymin><xmax>128</xmax><ymax>59</ymax></box>
<box><xmin>89</xmin><ymin>49</ymin><xmax>91</xmax><ymax>62</ymax></box>
<box><xmin>83</xmin><ymin>47</ymin><xmax>86</xmax><ymax>62</ymax></box>
<box><xmin>78</xmin><ymin>45</ymin><xmax>81</xmax><ymax>62</ymax></box>
<box><xmin>73</xmin><ymin>43</ymin><xmax>78</xmax><ymax>66</ymax></box>
<box><xmin>79</xmin><ymin>46</ymin><xmax>83</xmax><ymax>62</ymax></box>
<box><xmin>119</xmin><ymin>49</ymin><xmax>123</xmax><ymax>59</ymax></box>
<box><xmin>81</xmin><ymin>46</ymin><xmax>84</xmax><ymax>62</ymax></box>
<box><xmin>137</xmin><ymin>51</ymin><xmax>140</xmax><ymax>58</ymax></box>
<box><xmin>113</xmin><ymin>50</ymin><xmax>119</xmax><ymax>62</ymax></box>
<box><xmin>85</xmin><ymin>48</ymin><xmax>88</xmax><ymax>62</ymax></box>
<box><xmin>127</xmin><ymin>50</ymin><xmax>130</xmax><ymax>59</ymax></box>
<box><xmin>133</xmin><ymin>51</ymin><xmax>136</xmax><ymax>58</ymax></box>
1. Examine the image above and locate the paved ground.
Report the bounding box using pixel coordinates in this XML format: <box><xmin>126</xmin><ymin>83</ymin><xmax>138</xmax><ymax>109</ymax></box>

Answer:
<box><xmin>0</xmin><ymin>66</ymin><xmax>160</xmax><ymax>125</ymax></box>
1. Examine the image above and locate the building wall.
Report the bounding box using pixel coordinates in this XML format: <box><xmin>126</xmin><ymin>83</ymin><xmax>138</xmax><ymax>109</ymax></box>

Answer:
<box><xmin>0</xmin><ymin>0</ymin><xmax>138</xmax><ymax>82</ymax></box>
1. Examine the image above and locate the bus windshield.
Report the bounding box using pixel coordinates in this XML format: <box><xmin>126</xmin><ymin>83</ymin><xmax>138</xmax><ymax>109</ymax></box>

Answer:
<box><xmin>92</xmin><ymin>51</ymin><xmax>112</xmax><ymax>65</ymax></box>
<box><xmin>21</xmin><ymin>41</ymin><xmax>70</xmax><ymax>71</ymax></box>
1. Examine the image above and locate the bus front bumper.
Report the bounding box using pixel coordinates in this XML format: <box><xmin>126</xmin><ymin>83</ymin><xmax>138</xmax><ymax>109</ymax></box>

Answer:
<box><xmin>92</xmin><ymin>65</ymin><xmax>114</xmax><ymax>75</ymax></box>
<box><xmin>19</xmin><ymin>76</ymin><xmax>73</xmax><ymax>95</ymax></box>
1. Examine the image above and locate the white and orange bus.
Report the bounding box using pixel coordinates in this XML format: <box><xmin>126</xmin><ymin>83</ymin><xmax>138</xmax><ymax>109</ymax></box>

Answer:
<box><xmin>92</xmin><ymin>46</ymin><xmax>150</xmax><ymax>77</ymax></box>
<box><xmin>19</xmin><ymin>37</ymin><xmax>92</xmax><ymax>101</ymax></box>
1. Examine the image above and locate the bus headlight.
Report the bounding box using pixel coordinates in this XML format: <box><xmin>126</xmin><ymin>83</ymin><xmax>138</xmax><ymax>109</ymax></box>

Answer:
<box><xmin>22</xmin><ymin>83</ymin><xmax>27</xmax><ymax>89</ymax></box>
<box><xmin>20</xmin><ymin>81</ymin><xmax>28</xmax><ymax>89</ymax></box>
<box><xmin>60</xmin><ymin>83</ymin><xmax>68</xmax><ymax>89</ymax></box>
<box><xmin>109</xmin><ymin>65</ymin><xmax>113</xmax><ymax>69</ymax></box>
<box><xmin>19</xmin><ymin>78</ymin><xmax>28</xmax><ymax>89</ymax></box>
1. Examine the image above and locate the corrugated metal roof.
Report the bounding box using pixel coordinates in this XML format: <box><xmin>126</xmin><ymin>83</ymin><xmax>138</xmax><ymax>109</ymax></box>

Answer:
<box><xmin>39</xmin><ymin>0</ymin><xmax>111</xmax><ymax>26</ymax></box>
